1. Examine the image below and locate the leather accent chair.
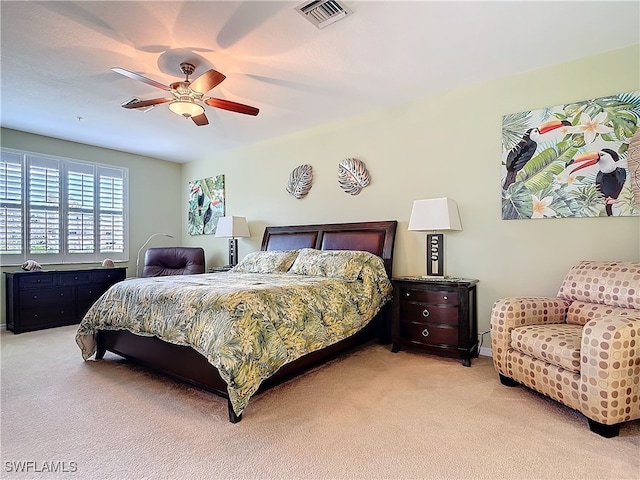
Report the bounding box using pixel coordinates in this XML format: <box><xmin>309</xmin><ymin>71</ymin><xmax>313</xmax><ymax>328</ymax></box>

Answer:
<box><xmin>142</xmin><ymin>247</ymin><xmax>205</xmax><ymax>277</ymax></box>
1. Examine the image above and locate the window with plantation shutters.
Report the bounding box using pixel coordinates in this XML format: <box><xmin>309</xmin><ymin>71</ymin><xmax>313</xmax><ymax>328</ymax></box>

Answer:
<box><xmin>98</xmin><ymin>167</ymin><xmax>125</xmax><ymax>254</ymax></box>
<box><xmin>67</xmin><ymin>162</ymin><xmax>95</xmax><ymax>254</ymax></box>
<box><xmin>0</xmin><ymin>148</ymin><xmax>128</xmax><ymax>265</ymax></box>
<box><xmin>29</xmin><ymin>156</ymin><xmax>61</xmax><ymax>255</ymax></box>
<box><xmin>0</xmin><ymin>151</ymin><xmax>23</xmax><ymax>255</ymax></box>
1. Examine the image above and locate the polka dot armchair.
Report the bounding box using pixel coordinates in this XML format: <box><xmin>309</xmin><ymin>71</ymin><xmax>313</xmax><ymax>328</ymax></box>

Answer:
<box><xmin>490</xmin><ymin>261</ymin><xmax>640</xmax><ymax>437</ymax></box>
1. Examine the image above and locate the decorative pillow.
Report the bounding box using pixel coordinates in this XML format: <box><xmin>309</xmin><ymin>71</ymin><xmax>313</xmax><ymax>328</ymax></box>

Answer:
<box><xmin>288</xmin><ymin>248</ymin><xmax>379</xmax><ymax>281</ymax></box>
<box><xmin>231</xmin><ymin>250</ymin><xmax>299</xmax><ymax>273</ymax></box>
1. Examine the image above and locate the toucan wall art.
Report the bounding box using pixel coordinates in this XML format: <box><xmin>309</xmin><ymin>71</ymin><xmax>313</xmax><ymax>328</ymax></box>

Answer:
<box><xmin>501</xmin><ymin>90</ymin><xmax>640</xmax><ymax>220</ymax></box>
<box><xmin>188</xmin><ymin>175</ymin><xmax>225</xmax><ymax>235</ymax></box>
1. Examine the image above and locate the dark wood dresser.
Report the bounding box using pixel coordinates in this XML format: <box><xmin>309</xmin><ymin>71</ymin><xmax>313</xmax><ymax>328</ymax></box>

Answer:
<box><xmin>4</xmin><ymin>267</ymin><xmax>126</xmax><ymax>333</ymax></box>
<box><xmin>391</xmin><ymin>276</ymin><xmax>478</xmax><ymax>366</ymax></box>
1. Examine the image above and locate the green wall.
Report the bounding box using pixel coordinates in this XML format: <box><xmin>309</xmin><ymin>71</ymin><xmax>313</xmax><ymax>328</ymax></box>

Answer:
<box><xmin>2</xmin><ymin>45</ymin><xmax>639</xmax><ymax>341</ymax></box>
<box><xmin>0</xmin><ymin>130</ymin><xmax>183</xmax><ymax>325</ymax></box>
<box><xmin>182</xmin><ymin>45</ymin><xmax>640</xmax><ymax>341</ymax></box>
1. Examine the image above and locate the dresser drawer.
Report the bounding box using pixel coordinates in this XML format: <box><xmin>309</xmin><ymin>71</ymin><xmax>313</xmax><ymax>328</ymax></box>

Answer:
<box><xmin>19</xmin><ymin>287</ymin><xmax>74</xmax><ymax>308</ymax></box>
<box><xmin>92</xmin><ymin>269</ymin><xmax>126</xmax><ymax>288</ymax></box>
<box><xmin>17</xmin><ymin>275</ymin><xmax>55</xmax><ymax>289</ymax></box>
<box><xmin>400</xmin><ymin>322</ymin><xmax>458</xmax><ymax>347</ymax></box>
<box><xmin>60</xmin><ymin>271</ymin><xmax>93</xmax><ymax>286</ymax></box>
<box><xmin>401</xmin><ymin>302</ymin><xmax>459</xmax><ymax>325</ymax></box>
<box><xmin>77</xmin><ymin>284</ymin><xmax>105</xmax><ymax>302</ymax></box>
<box><xmin>401</xmin><ymin>288</ymin><xmax>458</xmax><ymax>305</ymax></box>
<box><xmin>76</xmin><ymin>285</ymin><xmax>107</xmax><ymax>315</ymax></box>
<box><xmin>19</xmin><ymin>309</ymin><xmax>76</xmax><ymax>331</ymax></box>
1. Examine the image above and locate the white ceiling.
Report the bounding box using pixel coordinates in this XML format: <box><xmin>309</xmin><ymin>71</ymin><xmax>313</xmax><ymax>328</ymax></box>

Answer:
<box><xmin>1</xmin><ymin>1</ymin><xmax>638</xmax><ymax>164</ymax></box>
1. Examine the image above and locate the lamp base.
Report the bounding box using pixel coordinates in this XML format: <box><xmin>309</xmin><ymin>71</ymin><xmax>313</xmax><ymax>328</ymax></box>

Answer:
<box><xmin>228</xmin><ymin>238</ymin><xmax>238</xmax><ymax>267</ymax></box>
<box><xmin>426</xmin><ymin>233</ymin><xmax>444</xmax><ymax>277</ymax></box>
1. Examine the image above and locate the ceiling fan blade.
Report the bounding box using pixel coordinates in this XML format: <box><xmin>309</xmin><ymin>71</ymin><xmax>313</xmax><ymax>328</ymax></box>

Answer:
<box><xmin>191</xmin><ymin>113</ymin><xmax>209</xmax><ymax>126</ymax></box>
<box><xmin>205</xmin><ymin>98</ymin><xmax>259</xmax><ymax>116</ymax></box>
<box><xmin>111</xmin><ymin>67</ymin><xmax>170</xmax><ymax>91</ymax></box>
<box><xmin>189</xmin><ymin>69</ymin><xmax>226</xmax><ymax>94</ymax></box>
<box><xmin>121</xmin><ymin>97</ymin><xmax>171</xmax><ymax>109</ymax></box>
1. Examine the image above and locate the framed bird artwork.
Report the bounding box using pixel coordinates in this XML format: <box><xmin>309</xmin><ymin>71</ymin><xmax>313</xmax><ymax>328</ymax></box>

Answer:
<box><xmin>188</xmin><ymin>175</ymin><xmax>225</xmax><ymax>235</ymax></box>
<box><xmin>501</xmin><ymin>90</ymin><xmax>640</xmax><ymax>220</ymax></box>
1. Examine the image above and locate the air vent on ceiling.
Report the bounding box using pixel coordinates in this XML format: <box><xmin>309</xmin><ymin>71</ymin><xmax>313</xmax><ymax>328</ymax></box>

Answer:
<box><xmin>295</xmin><ymin>0</ymin><xmax>352</xmax><ymax>29</ymax></box>
<box><xmin>121</xmin><ymin>97</ymin><xmax>154</xmax><ymax>112</ymax></box>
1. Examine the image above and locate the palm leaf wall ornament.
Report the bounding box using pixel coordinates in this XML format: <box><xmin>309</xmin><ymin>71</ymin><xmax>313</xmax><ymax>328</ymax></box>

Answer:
<box><xmin>337</xmin><ymin>158</ymin><xmax>370</xmax><ymax>195</ymax></box>
<box><xmin>286</xmin><ymin>164</ymin><xmax>313</xmax><ymax>199</ymax></box>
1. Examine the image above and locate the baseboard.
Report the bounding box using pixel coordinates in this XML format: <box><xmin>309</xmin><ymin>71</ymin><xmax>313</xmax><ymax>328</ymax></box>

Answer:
<box><xmin>479</xmin><ymin>346</ymin><xmax>492</xmax><ymax>357</ymax></box>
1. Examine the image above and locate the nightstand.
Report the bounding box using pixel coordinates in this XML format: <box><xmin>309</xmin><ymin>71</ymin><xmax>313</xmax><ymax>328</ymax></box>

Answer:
<box><xmin>208</xmin><ymin>266</ymin><xmax>232</xmax><ymax>273</ymax></box>
<box><xmin>391</xmin><ymin>276</ymin><xmax>478</xmax><ymax>366</ymax></box>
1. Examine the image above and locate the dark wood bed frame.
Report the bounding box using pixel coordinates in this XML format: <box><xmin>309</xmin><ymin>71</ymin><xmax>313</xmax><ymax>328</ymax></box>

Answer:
<box><xmin>95</xmin><ymin>220</ymin><xmax>397</xmax><ymax>423</ymax></box>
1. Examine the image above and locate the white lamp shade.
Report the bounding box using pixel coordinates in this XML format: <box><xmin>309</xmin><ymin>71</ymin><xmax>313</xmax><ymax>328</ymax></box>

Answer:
<box><xmin>408</xmin><ymin>198</ymin><xmax>462</xmax><ymax>231</ymax></box>
<box><xmin>214</xmin><ymin>216</ymin><xmax>250</xmax><ymax>238</ymax></box>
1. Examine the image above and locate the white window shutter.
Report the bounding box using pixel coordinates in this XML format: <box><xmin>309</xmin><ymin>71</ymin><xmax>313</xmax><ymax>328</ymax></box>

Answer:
<box><xmin>0</xmin><ymin>151</ymin><xmax>24</xmax><ymax>255</ymax></box>
<box><xmin>28</xmin><ymin>155</ymin><xmax>61</xmax><ymax>255</ymax></box>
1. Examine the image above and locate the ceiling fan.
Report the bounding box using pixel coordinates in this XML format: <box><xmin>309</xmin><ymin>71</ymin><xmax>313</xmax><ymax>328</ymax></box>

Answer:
<box><xmin>112</xmin><ymin>62</ymin><xmax>259</xmax><ymax>126</ymax></box>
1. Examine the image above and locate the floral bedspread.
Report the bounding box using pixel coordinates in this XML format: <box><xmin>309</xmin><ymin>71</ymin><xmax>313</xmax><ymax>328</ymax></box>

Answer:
<box><xmin>76</xmin><ymin>257</ymin><xmax>391</xmax><ymax>416</ymax></box>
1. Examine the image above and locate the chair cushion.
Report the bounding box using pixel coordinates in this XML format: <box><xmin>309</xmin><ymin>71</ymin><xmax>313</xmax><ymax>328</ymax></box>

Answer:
<box><xmin>557</xmin><ymin>261</ymin><xmax>640</xmax><ymax>310</ymax></box>
<box><xmin>510</xmin><ymin>324</ymin><xmax>583</xmax><ymax>373</ymax></box>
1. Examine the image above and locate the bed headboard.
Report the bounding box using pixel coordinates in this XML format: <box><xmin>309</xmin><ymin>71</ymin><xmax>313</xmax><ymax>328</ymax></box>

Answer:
<box><xmin>261</xmin><ymin>220</ymin><xmax>397</xmax><ymax>277</ymax></box>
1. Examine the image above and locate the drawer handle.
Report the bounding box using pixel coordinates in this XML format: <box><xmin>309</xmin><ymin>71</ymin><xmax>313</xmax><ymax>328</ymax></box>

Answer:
<box><xmin>443</xmin><ymin>295</ymin><xmax>448</xmax><ymax>300</ymax></box>
<box><xmin>405</xmin><ymin>292</ymin><xmax>410</xmax><ymax>297</ymax></box>
<box><xmin>422</xmin><ymin>328</ymin><xmax>430</xmax><ymax>337</ymax></box>
<box><xmin>33</xmin><ymin>295</ymin><xmax>38</xmax><ymax>299</ymax></box>
<box><xmin>422</xmin><ymin>309</ymin><xmax>430</xmax><ymax>318</ymax></box>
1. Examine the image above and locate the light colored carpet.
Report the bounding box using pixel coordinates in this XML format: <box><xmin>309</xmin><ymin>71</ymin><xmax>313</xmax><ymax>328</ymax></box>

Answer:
<box><xmin>1</xmin><ymin>325</ymin><xmax>638</xmax><ymax>480</ymax></box>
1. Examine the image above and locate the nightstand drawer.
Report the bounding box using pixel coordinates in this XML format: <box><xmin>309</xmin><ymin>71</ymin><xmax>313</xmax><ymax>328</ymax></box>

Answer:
<box><xmin>402</xmin><ymin>289</ymin><xmax>458</xmax><ymax>305</ymax></box>
<box><xmin>400</xmin><ymin>322</ymin><xmax>458</xmax><ymax>347</ymax></box>
<box><xmin>401</xmin><ymin>302</ymin><xmax>459</xmax><ymax>325</ymax></box>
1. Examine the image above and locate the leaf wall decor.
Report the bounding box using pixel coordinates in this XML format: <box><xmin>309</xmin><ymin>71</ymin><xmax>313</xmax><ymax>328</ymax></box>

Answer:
<box><xmin>338</xmin><ymin>158</ymin><xmax>370</xmax><ymax>195</ymax></box>
<box><xmin>286</xmin><ymin>164</ymin><xmax>313</xmax><ymax>199</ymax></box>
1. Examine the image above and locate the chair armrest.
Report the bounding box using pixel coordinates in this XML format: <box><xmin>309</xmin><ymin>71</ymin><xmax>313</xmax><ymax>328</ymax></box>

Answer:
<box><xmin>580</xmin><ymin>316</ymin><xmax>640</xmax><ymax>425</ymax></box>
<box><xmin>490</xmin><ymin>297</ymin><xmax>571</xmax><ymax>375</ymax></box>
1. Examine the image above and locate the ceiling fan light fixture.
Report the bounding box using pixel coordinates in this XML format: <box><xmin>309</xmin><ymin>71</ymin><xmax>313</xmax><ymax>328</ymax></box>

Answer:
<box><xmin>169</xmin><ymin>100</ymin><xmax>204</xmax><ymax>118</ymax></box>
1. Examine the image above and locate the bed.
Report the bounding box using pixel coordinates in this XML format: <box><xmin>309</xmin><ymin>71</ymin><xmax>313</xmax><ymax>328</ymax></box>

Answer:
<box><xmin>76</xmin><ymin>220</ymin><xmax>397</xmax><ymax>422</ymax></box>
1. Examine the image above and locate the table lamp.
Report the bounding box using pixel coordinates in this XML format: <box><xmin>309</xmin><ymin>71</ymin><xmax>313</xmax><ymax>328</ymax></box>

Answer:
<box><xmin>408</xmin><ymin>198</ymin><xmax>462</xmax><ymax>276</ymax></box>
<box><xmin>215</xmin><ymin>216</ymin><xmax>250</xmax><ymax>266</ymax></box>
